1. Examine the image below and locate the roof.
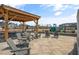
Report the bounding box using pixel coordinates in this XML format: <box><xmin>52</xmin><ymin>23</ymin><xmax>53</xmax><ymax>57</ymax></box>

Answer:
<box><xmin>0</xmin><ymin>4</ymin><xmax>40</xmax><ymax>22</ymax></box>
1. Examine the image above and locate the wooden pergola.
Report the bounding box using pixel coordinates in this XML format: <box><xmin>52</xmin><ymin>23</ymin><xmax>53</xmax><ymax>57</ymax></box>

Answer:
<box><xmin>0</xmin><ymin>4</ymin><xmax>40</xmax><ymax>41</ymax></box>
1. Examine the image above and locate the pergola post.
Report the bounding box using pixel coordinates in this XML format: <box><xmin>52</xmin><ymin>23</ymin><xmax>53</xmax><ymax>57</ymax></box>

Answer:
<box><xmin>23</xmin><ymin>22</ymin><xmax>25</xmax><ymax>31</ymax></box>
<box><xmin>34</xmin><ymin>20</ymin><xmax>39</xmax><ymax>38</ymax></box>
<box><xmin>4</xmin><ymin>10</ymin><xmax>9</xmax><ymax>41</ymax></box>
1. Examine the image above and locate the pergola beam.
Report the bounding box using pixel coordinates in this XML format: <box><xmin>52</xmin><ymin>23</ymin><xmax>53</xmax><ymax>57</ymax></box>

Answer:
<box><xmin>9</xmin><ymin>16</ymin><xmax>17</xmax><ymax>21</ymax></box>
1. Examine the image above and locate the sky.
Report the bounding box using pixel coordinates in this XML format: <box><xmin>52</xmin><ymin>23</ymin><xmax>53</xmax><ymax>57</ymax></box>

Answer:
<box><xmin>16</xmin><ymin>4</ymin><xmax>78</xmax><ymax>26</ymax></box>
<box><xmin>0</xmin><ymin>0</ymin><xmax>79</xmax><ymax>26</ymax></box>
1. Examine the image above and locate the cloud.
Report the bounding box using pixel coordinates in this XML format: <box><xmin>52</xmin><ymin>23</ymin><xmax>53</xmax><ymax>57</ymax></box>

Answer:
<box><xmin>40</xmin><ymin>4</ymin><xmax>54</xmax><ymax>8</ymax></box>
<box><xmin>40</xmin><ymin>4</ymin><xmax>79</xmax><ymax>16</ymax></box>
<box><xmin>40</xmin><ymin>4</ymin><xmax>69</xmax><ymax>11</ymax></box>
<box><xmin>54</xmin><ymin>11</ymin><xmax>62</xmax><ymax>16</ymax></box>
<box><xmin>39</xmin><ymin>12</ymin><xmax>77</xmax><ymax>26</ymax></box>
<box><xmin>40</xmin><ymin>4</ymin><xmax>68</xmax><ymax>16</ymax></box>
<box><xmin>74</xmin><ymin>6</ymin><xmax>79</xmax><ymax>10</ymax></box>
<box><xmin>53</xmin><ymin>4</ymin><xmax>63</xmax><ymax>11</ymax></box>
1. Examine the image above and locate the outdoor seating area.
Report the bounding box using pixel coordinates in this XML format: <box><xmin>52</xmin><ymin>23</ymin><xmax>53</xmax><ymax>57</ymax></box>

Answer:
<box><xmin>0</xmin><ymin>4</ymin><xmax>77</xmax><ymax>55</ymax></box>
<box><xmin>0</xmin><ymin>35</ymin><xmax>76</xmax><ymax>55</ymax></box>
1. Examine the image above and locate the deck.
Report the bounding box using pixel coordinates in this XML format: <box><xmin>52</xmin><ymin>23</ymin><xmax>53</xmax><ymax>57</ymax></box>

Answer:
<box><xmin>0</xmin><ymin>35</ymin><xmax>76</xmax><ymax>55</ymax></box>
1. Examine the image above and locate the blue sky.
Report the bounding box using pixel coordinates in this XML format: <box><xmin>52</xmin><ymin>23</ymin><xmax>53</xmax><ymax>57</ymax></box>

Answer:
<box><xmin>15</xmin><ymin>4</ymin><xmax>78</xmax><ymax>26</ymax></box>
<box><xmin>16</xmin><ymin>4</ymin><xmax>77</xmax><ymax>17</ymax></box>
<box><xmin>16</xmin><ymin>4</ymin><xmax>53</xmax><ymax>17</ymax></box>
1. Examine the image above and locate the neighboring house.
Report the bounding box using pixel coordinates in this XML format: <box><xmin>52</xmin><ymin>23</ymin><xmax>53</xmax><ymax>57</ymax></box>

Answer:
<box><xmin>37</xmin><ymin>25</ymin><xmax>50</xmax><ymax>32</ymax></box>
<box><xmin>59</xmin><ymin>23</ymin><xmax>77</xmax><ymax>33</ymax></box>
<box><xmin>8</xmin><ymin>23</ymin><xmax>18</xmax><ymax>29</ymax></box>
<box><xmin>0</xmin><ymin>22</ymin><xmax>18</xmax><ymax>29</ymax></box>
<box><xmin>25</xmin><ymin>25</ymin><xmax>50</xmax><ymax>32</ymax></box>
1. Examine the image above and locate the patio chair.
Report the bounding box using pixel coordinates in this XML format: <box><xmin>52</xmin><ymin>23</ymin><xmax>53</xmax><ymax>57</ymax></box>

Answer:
<box><xmin>33</xmin><ymin>32</ymin><xmax>41</xmax><ymax>39</ymax></box>
<box><xmin>24</xmin><ymin>31</ymin><xmax>33</xmax><ymax>41</ymax></box>
<box><xmin>16</xmin><ymin>33</ymin><xmax>29</xmax><ymax>44</ymax></box>
<box><xmin>6</xmin><ymin>38</ymin><xmax>30</xmax><ymax>55</ymax></box>
<box><xmin>45</xmin><ymin>30</ymin><xmax>50</xmax><ymax>38</ymax></box>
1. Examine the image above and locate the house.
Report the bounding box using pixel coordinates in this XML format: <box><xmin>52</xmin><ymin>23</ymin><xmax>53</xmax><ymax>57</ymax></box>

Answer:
<box><xmin>59</xmin><ymin>23</ymin><xmax>77</xmax><ymax>33</ymax></box>
<box><xmin>8</xmin><ymin>23</ymin><xmax>18</xmax><ymax>29</ymax></box>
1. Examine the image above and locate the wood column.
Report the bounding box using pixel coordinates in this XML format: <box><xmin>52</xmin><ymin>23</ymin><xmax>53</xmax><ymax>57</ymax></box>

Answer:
<box><xmin>34</xmin><ymin>20</ymin><xmax>39</xmax><ymax>38</ymax></box>
<box><xmin>34</xmin><ymin>20</ymin><xmax>39</xmax><ymax>32</ymax></box>
<box><xmin>4</xmin><ymin>10</ymin><xmax>9</xmax><ymax>41</ymax></box>
<box><xmin>23</xmin><ymin>22</ymin><xmax>25</xmax><ymax>31</ymax></box>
